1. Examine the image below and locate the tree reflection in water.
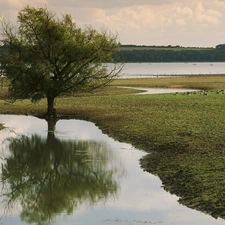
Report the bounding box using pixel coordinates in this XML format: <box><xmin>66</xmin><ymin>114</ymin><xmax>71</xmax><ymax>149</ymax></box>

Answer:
<box><xmin>0</xmin><ymin>119</ymin><xmax>122</xmax><ymax>225</ymax></box>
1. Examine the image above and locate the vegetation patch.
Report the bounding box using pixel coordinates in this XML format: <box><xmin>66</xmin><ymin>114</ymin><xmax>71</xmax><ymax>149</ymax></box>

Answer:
<box><xmin>111</xmin><ymin>75</ymin><xmax>225</xmax><ymax>90</ymax></box>
<box><xmin>0</xmin><ymin>124</ymin><xmax>4</xmax><ymax>130</ymax></box>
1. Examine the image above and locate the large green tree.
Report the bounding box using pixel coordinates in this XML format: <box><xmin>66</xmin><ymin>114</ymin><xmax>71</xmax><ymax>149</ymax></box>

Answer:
<box><xmin>0</xmin><ymin>6</ymin><xmax>122</xmax><ymax>118</ymax></box>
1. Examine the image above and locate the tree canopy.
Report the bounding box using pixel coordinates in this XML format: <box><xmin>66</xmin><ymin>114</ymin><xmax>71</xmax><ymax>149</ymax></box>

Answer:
<box><xmin>0</xmin><ymin>6</ymin><xmax>122</xmax><ymax>117</ymax></box>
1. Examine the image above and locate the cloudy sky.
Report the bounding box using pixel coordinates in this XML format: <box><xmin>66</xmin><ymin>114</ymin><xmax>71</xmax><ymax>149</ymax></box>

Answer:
<box><xmin>1</xmin><ymin>0</ymin><xmax>225</xmax><ymax>47</ymax></box>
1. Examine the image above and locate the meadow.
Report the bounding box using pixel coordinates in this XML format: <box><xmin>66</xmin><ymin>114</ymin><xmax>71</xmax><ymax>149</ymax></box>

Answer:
<box><xmin>1</xmin><ymin>75</ymin><xmax>225</xmax><ymax>219</ymax></box>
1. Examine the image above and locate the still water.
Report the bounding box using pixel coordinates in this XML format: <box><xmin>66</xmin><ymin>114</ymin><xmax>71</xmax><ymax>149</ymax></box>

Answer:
<box><xmin>0</xmin><ymin>115</ymin><xmax>224</xmax><ymax>225</ymax></box>
<box><xmin>119</xmin><ymin>62</ymin><xmax>225</xmax><ymax>78</ymax></box>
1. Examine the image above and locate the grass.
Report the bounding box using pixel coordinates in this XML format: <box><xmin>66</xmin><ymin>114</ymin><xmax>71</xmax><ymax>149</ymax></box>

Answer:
<box><xmin>111</xmin><ymin>75</ymin><xmax>225</xmax><ymax>90</ymax></box>
<box><xmin>1</xmin><ymin>76</ymin><xmax>225</xmax><ymax>219</ymax></box>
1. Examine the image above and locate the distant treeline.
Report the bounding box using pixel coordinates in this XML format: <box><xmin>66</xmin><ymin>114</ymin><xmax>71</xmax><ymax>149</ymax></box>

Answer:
<box><xmin>113</xmin><ymin>44</ymin><xmax>225</xmax><ymax>62</ymax></box>
<box><xmin>1</xmin><ymin>43</ymin><xmax>225</xmax><ymax>63</ymax></box>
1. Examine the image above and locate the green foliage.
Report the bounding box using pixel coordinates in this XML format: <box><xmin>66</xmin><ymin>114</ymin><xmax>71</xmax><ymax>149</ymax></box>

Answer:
<box><xmin>216</xmin><ymin>44</ymin><xmax>225</xmax><ymax>49</ymax></box>
<box><xmin>114</xmin><ymin>45</ymin><xmax>225</xmax><ymax>62</ymax></box>
<box><xmin>0</xmin><ymin>6</ymin><xmax>121</xmax><ymax>116</ymax></box>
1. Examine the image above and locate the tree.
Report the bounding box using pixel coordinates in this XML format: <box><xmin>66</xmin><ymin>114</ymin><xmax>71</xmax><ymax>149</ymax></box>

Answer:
<box><xmin>0</xmin><ymin>6</ymin><xmax>122</xmax><ymax>118</ymax></box>
<box><xmin>216</xmin><ymin>44</ymin><xmax>225</xmax><ymax>49</ymax></box>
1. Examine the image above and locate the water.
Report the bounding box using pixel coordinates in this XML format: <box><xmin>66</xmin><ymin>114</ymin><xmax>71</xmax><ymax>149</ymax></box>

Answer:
<box><xmin>118</xmin><ymin>62</ymin><xmax>225</xmax><ymax>78</ymax></box>
<box><xmin>0</xmin><ymin>115</ymin><xmax>224</xmax><ymax>225</ymax></box>
<box><xmin>120</xmin><ymin>86</ymin><xmax>200</xmax><ymax>95</ymax></box>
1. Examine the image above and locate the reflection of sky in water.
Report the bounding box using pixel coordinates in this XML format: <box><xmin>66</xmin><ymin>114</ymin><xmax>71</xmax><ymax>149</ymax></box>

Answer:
<box><xmin>0</xmin><ymin>115</ymin><xmax>224</xmax><ymax>225</ymax></box>
<box><xmin>121</xmin><ymin>62</ymin><xmax>225</xmax><ymax>78</ymax></box>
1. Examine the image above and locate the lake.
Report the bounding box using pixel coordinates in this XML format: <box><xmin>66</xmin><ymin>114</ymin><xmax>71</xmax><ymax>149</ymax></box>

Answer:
<box><xmin>0</xmin><ymin>115</ymin><xmax>224</xmax><ymax>225</ymax></box>
<box><xmin>117</xmin><ymin>62</ymin><xmax>225</xmax><ymax>78</ymax></box>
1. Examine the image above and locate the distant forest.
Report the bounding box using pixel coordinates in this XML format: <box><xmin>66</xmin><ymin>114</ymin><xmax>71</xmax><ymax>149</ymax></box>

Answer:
<box><xmin>113</xmin><ymin>44</ymin><xmax>225</xmax><ymax>62</ymax></box>
<box><xmin>1</xmin><ymin>43</ymin><xmax>225</xmax><ymax>63</ymax></box>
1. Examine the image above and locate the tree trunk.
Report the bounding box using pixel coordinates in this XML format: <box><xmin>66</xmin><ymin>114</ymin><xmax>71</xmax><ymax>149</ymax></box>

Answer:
<box><xmin>46</xmin><ymin>117</ymin><xmax>57</xmax><ymax>142</ymax></box>
<box><xmin>46</xmin><ymin>96</ymin><xmax>56</xmax><ymax>118</ymax></box>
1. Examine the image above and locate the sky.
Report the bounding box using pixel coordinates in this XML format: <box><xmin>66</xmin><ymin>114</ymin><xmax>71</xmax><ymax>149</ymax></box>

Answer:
<box><xmin>0</xmin><ymin>0</ymin><xmax>225</xmax><ymax>47</ymax></box>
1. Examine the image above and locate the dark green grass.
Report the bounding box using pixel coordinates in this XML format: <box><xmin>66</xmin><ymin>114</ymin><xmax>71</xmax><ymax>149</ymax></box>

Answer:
<box><xmin>1</xmin><ymin>76</ymin><xmax>225</xmax><ymax>219</ymax></box>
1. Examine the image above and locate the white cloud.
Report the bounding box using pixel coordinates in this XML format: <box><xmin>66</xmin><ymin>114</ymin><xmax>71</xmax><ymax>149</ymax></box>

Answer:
<box><xmin>194</xmin><ymin>1</ymin><xmax>222</xmax><ymax>25</ymax></box>
<box><xmin>47</xmin><ymin>0</ymin><xmax>175</xmax><ymax>9</ymax></box>
<box><xmin>0</xmin><ymin>0</ymin><xmax>225</xmax><ymax>46</ymax></box>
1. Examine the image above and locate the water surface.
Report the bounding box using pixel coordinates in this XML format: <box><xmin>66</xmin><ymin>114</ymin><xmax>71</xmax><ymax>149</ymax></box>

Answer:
<box><xmin>0</xmin><ymin>115</ymin><xmax>224</xmax><ymax>225</ymax></box>
<box><xmin>118</xmin><ymin>62</ymin><xmax>225</xmax><ymax>78</ymax></box>
<box><xmin>119</xmin><ymin>86</ymin><xmax>200</xmax><ymax>95</ymax></box>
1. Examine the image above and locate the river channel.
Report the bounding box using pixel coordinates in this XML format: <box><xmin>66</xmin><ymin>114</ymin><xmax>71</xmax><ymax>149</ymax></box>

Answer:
<box><xmin>0</xmin><ymin>115</ymin><xmax>224</xmax><ymax>225</ymax></box>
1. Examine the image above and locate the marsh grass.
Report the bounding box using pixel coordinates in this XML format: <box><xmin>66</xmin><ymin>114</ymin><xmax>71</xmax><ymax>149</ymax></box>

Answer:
<box><xmin>111</xmin><ymin>75</ymin><xmax>225</xmax><ymax>90</ymax></box>
<box><xmin>1</xmin><ymin>76</ymin><xmax>225</xmax><ymax>219</ymax></box>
